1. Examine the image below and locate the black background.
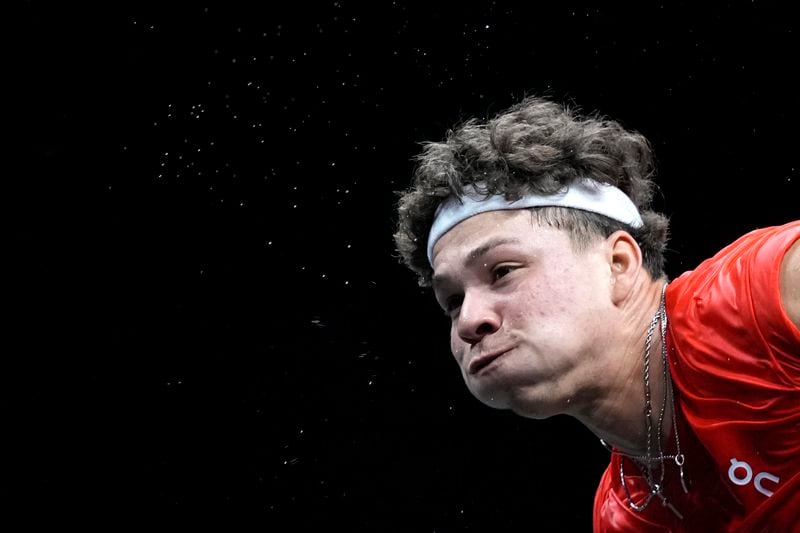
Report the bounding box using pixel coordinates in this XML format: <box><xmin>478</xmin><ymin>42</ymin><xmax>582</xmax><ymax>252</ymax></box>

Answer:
<box><xmin>13</xmin><ymin>2</ymin><xmax>798</xmax><ymax>530</ymax></box>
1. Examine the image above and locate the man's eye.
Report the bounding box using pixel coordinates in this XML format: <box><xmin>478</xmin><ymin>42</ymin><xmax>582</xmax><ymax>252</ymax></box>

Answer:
<box><xmin>444</xmin><ymin>295</ymin><xmax>463</xmax><ymax>315</ymax></box>
<box><xmin>492</xmin><ymin>265</ymin><xmax>516</xmax><ymax>281</ymax></box>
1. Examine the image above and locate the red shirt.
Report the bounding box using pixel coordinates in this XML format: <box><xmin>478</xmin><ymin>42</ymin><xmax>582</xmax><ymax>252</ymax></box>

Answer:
<box><xmin>594</xmin><ymin>221</ymin><xmax>800</xmax><ymax>532</ymax></box>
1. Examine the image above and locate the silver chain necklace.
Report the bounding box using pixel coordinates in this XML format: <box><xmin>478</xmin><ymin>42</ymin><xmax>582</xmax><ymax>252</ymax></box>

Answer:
<box><xmin>600</xmin><ymin>283</ymin><xmax>689</xmax><ymax>519</ymax></box>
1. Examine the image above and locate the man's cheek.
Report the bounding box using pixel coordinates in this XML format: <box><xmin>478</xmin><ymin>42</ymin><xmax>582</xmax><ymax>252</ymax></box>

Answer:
<box><xmin>450</xmin><ymin>338</ymin><xmax>465</xmax><ymax>365</ymax></box>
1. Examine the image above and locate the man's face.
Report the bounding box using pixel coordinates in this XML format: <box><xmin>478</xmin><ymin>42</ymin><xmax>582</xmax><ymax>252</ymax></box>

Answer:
<box><xmin>431</xmin><ymin>209</ymin><xmax>617</xmax><ymax>419</ymax></box>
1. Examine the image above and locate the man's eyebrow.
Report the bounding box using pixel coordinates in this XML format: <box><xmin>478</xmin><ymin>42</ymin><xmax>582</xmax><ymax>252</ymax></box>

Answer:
<box><xmin>431</xmin><ymin>274</ymin><xmax>452</xmax><ymax>293</ymax></box>
<box><xmin>465</xmin><ymin>237</ymin><xmax>521</xmax><ymax>267</ymax></box>
<box><xmin>432</xmin><ymin>237</ymin><xmax>521</xmax><ymax>289</ymax></box>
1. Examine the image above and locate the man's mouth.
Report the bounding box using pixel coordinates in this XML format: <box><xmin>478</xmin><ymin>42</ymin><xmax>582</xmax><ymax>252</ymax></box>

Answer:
<box><xmin>468</xmin><ymin>349</ymin><xmax>511</xmax><ymax>375</ymax></box>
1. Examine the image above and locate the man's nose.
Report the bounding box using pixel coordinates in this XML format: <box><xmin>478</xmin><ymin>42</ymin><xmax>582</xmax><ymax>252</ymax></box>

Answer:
<box><xmin>456</xmin><ymin>290</ymin><xmax>501</xmax><ymax>344</ymax></box>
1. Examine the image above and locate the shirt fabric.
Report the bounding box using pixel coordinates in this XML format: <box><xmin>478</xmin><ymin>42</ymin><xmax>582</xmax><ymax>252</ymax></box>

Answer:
<box><xmin>593</xmin><ymin>221</ymin><xmax>800</xmax><ymax>533</ymax></box>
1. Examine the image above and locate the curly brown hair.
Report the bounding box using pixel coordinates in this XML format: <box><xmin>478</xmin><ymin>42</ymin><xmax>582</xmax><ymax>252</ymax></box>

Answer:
<box><xmin>393</xmin><ymin>95</ymin><xmax>670</xmax><ymax>287</ymax></box>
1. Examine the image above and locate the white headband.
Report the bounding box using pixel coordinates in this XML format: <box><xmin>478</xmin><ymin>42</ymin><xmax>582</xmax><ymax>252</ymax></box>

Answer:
<box><xmin>427</xmin><ymin>179</ymin><xmax>643</xmax><ymax>264</ymax></box>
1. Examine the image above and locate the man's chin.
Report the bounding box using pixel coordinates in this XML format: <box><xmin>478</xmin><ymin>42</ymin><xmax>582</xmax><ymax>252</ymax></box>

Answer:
<box><xmin>471</xmin><ymin>387</ymin><xmax>509</xmax><ymax>410</ymax></box>
<box><xmin>474</xmin><ymin>387</ymin><xmax>561</xmax><ymax>420</ymax></box>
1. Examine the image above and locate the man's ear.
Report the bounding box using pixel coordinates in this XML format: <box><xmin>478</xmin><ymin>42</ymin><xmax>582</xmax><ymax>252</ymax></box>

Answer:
<box><xmin>607</xmin><ymin>230</ymin><xmax>643</xmax><ymax>304</ymax></box>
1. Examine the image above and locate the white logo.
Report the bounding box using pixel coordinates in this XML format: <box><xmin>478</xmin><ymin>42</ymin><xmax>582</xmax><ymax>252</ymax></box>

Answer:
<box><xmin>728</xmin><ymin>458</ymin><xmax>780</xmax><ymax>497</ymax></box>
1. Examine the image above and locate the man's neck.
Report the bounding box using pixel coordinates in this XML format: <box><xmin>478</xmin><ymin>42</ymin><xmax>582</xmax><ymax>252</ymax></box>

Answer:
<box><xmin>575</xmin><ymin>279</ymin><xmax>672</xmax><ymax>457</ymax></box>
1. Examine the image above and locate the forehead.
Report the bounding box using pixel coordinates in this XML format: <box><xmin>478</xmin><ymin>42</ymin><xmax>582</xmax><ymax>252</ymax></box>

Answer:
<box><xmin>431</xmin><ymin>210</ymin><xmax>534</xmax><ymax>266</ymax></box>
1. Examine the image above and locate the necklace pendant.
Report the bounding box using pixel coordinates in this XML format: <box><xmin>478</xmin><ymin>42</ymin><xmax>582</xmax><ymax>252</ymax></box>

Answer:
<box><xmin>679</xmin><ymin>471</ymin><xmax>689</xmax><ymax>494</ymax></box>
<box><xmin>675</xmin><ymin>454</ymin><xmax>690</xmax><ymax>494</ymax></box>
<box><xmin>658</xmin><ymin>494</ymin><xmax>684</xmax><ymax>520</ymax></box>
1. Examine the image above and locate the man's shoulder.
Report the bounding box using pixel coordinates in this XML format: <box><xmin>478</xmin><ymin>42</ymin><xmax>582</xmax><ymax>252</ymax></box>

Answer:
<box><xmin>666</xmin><ymin>220</ymin><xmax>800</xmax><ymax>375</ymax></box>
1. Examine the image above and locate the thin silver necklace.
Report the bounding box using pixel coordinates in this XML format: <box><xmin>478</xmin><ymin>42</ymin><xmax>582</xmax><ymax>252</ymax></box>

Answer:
<box><xmin>600</xmin><ymin>283</ymin><xmax>689</xmax><ymax>519</ymax></box>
